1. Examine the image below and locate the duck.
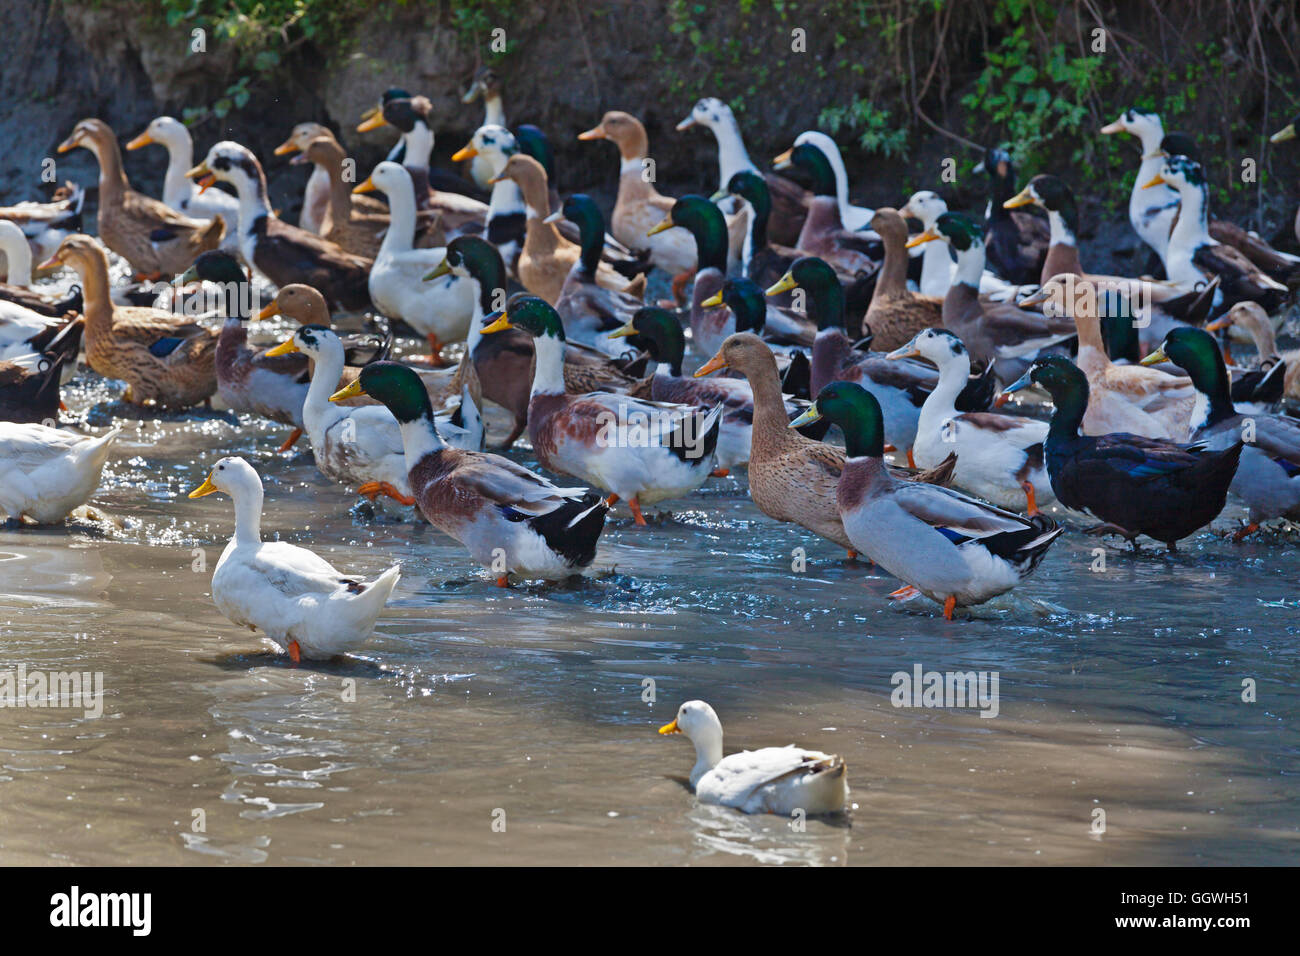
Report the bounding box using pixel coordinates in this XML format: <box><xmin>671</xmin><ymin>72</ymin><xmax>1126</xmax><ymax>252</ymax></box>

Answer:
<box><xmin>188</xmin><ymin>142</ymin><xmax>373</xmax><ymax>312</ymax></box>
<box><xmin>857</xmin><ymin>208</ymin><xmax>941</xmax><ymax>349</ymax></box>
<box><xmin>267</xmin><ymin>323</ymin><xmax>483</xmax><ymax>502</ymax></box>
<box><xmin>491</xmin><ymin>154</ymin><xmax>642</xmax><ymax>305</ymax></box>
<box><xmin>899</xmin><ymin>190</ymin><xmax>1034</xmax><ymax>301</ymax></box>
<box><xmin>695</xmin><ymin>332</ymin><xmax>957</xmax><ymax>555</ymax></box>
<box><xmin>450</xmin><ymin>124</ymin><xmax>526</xmax><ymax>272</ymax></box>
<box><xmin>0</xmin><ymin>318</ymin><xmax>83</xmax><ymax>424</ymax></box>
<box><xmin>658</xmin><ymin>699</ymin><xmax>848</xmax><ymax>816</ymax></box>
<box><xmin>330</xmin><ymin>360</ymin><xmax>609</xmax><ymax>585</ymax></box>
<box><xmin>293</xmin><ymin>134</ymin><xmax>391</xmax><ymax>258</ymax></box>
<box><xmin>426</xmin><ymin>235</ymin><xmax>639</xmax><ymax>447</ymax></box>
<box><xmin>579</xmin><ymin>111</ymin><xmax>708</xmax><ymax>296</ymax></box>
<box><xmin>609</xmin><ymin>305</ymin><xmax>779</xmax><ymax>472</ymax></box>
<box><xmin>43</xmin><ymin>234</ymin><xmax>218</xmax><ymax>408</ymax></box>
<box><xmin>791</xmin><ymin>381</ymin><xmax>1062</xmax><ymax>618</ymax></box>
<box><xmin>714</xmin><ymin>170</ymin><xmax>800</xmax><ymax>290</ymax></box>
<box><xmin>782</xmin><ymin>131</ymin><xmax>874</xmax><ymax>231</ymax></box>
<box><xmin>1099</xmin><ymin>109</ymin><xmax>1181</xmax><ymax>270</ymax></box>
<box><xmin>354</xmin><ymin>160</ymin><xmax>474</xmax><ymax>364</ymax></box>
<box><xmin>676</xmin><ymin>97</ymin><xmax>810</xmax><ymax>245</ymax></box>
<box><xmin>1271</xmin><ymin>115</ymin><xmax>1300</xmax><ymax>246</ymax></box>
<box><xmin>179</xmin><ymin>251</ymin><xmax>310</xmax><ymax>448</ymax></box>
<box><xmin>548</xmin><ymin>193</ymin><xmax>646</xmax><ymax>355</ymax></box>
<box><xmin>125</xmin><ymin>115</ymin><xmax>241</xmax><ymax>255</ymax></box>
<box><xmin>887</xmin><ymin>328</ymin><xmax>1055</xmax><ymax>513</ymax></box>
<box><xmin>460</xmin><ymin>66</ymin><xmax>506</xmax><ymax>190</ymax></box>
<box><xmin>58</xmin><ymin>118</ymin><xmax>223</xmax><ymax>280</ymax></box>
<box><xmin>1205</xmin><ymin>301</ymin><xmax>1299</xmax><ymax>405</ymax></box>
<box><xmin>1002</xmin><ymin>355</ymin><xmax>1241</xmax><ymax>550</ymax></box>
<box><xmin>0</xmin><ymin>422</ymin><xmax>120</xmax><ymax>523</ymax></box>
<box><xmin>356</xmin><ymin>93</ymin><xmax>491</xmax><ymax>205</ymax></box>
<box><xmin>1149</xmin><ymin>126</ymin><xmax>1300</xmax><ymax>282</ymax></box>
<box><xmin>272</xmin><ymin>122</ymin><xmax>334</xmax><ymax>234</ymax></box>
<box><xmin>0</xmin><ymin>181</ymin><xmax>85</xmax><ymax>268</ymax></box>
<box><xmin>0</xmin><ymin>220</ymin><xmax>83</xmax><ymax>316</ymax></box>
<box><xmin>974</xmin><ymin>147</ymin><xmax>1048</xmax><ymax>286</ymax></box>
<box><xmin>1019</xmin><ymin>274</ymin><xmax>1194</xmax><ymax>439</ymax></box>
<box><xmin>482</xmin><ymin>295</ymin><xmax>723</xmax><ymax>524</ymax></box>
<box><xmin>188</xmin><ymin>455</ymin><xmax>401</xmax><ymax>662</ymax></box>
<box><xmin>0</xmin><ymin>301</ymin><xmax>81</xmax><ymax>363</ymax></box>
<box><xmin>773</xmin><ymin>142</ymin><xmax>877</xmax><ymax>277</ymax></box>
<box><xmin>1143</xmin><ymin>155</ymin><xmax>1288</xmax><ymax>315</ymax></box>
<box><xmin>904</xmin><ymin>212</ymin><xmax>1076</xmax><ymax>378</ymax></box>
<box><xmin>654</xmin><ymin>196</ymin><xmax>812</xmax><ymax>357</ymax></box>
<box><xmin>765</xmin><ymin>255</ymin><xmax>943</xmax><ymax>454</ymax></box>
<box><xmin>1143</xmin><ymin>326</ymin><xmax>1300</xmax><ymax>538</ymax></box>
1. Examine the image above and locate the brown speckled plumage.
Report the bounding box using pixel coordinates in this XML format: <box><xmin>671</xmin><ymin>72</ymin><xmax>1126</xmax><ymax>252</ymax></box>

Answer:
<box><xmin>864</xmin><ymin>210</ymin><xmax>942</xmax><ymax>351</ymax></box>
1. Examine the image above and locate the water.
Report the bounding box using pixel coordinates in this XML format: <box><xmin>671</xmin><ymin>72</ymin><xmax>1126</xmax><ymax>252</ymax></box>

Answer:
<box><xmin>1</xmin><ymin>265</ymin><xmax>1298</xmax><ymax>866</ymax></box>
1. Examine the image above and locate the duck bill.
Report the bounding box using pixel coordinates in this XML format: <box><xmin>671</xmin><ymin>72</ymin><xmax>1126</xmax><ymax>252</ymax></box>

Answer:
<box><xmin>1140</xmin><ymin>173</ymin><xmax>1167</xmax><ymax>189</ymax></box>
<box><xmin>998</xmin><ymin>372</ymin><xmax>1035</xmax><ymax>403</ymax></box>
<box><xmin>125</xmin><ymin>132</ymin><xmax>154</xmax><ymax>151</ymax></box>
<box><xmin>1204</xmin><ymin>316</ymin><xmax>1232</xmax><ymax>333</ymax></box>
<box><xmin>708</xmin><ymin>187</ymin><xmax>730</xmax><ymax>202</ymax></box>
<box><xmin>186</xmin><ymin>162</ymin><xmax>216</xmax><ymax>193</ymax></box>
<box><xmin>187</xmin><ymin>474</ymin><xmax>219</xmax><ymax>499</ymax></box>
<box><xmin>451</xmin><ymin>144</ymin><xmax>478</xmax><ymax>162</ymax></box>
<box><xmin>329</xmin><ymin>380</ymin><xmax>365</xmax><ymax>403</ymax></box>
<box><xmin>1138</xmin><ymin>347</ymin><xmax>1167</xmax><ymax>366</ymax></box>
<box><xmin>356</xmin><ymin>112</ymin><xmax>387</xmax><ymax>133</ymax></box>
<box><xmin>185</xmin><ymin>161</ymin><xmax>211</xmax><ymax>180</ymax></box>
<box><xmin>352</xmin><ymin>176</ymin><xmax>377</xmax><ymax>195</ymax></box>
<box><xmin>1017</xmin><ymin>288</ymin><xmax>1050</xmax><ymax>308</ymax></box>
<box><xmin>765</xmin><ymin>271</ymin><xmax>798</xmax><ymax>297</ymax></box>
<box><xmin>693</xmin><ymin>352</ymin><xmax>728</xmax><ymax>378</ymax></box>
<box><xmin>607</xmin><ymin>322</ymin><xmax>637</xmax><ymax>339</ymax></box>
<box><xmin>423</xmin><ymin>259</ymin><xmax>452</xmax><ymax>282</ymax></box>
<box><xmin>787</xmin><ymin>402</ymin><xmax>822</xmax><ymax>429</ymax></box>
<box><xmin>263</xmin><ymin>339</ymin><xmax>300</xmax><ymax>358</ymax></box>
<box><xmin>885</xmin><ymin>344</ymin><xmax>921</xmax><ymax>360</ymax></box>
<box><xmin>480</xmin><ymin>311</ymin><xmax>513</xmax><ymax>335</ymax></box>
<box><xmin>657</xmin><ymin>719</ymin><xmax>680</xmax><ymax>735</ymax></box>
<box><xmin>256</xmin><ymin>301</ymin><xmax>281</xmax><ymax>320</ymax></box>
<box><xmin>461</xmin><ymin>84</ymin><xmax>483</xmax><ymax>105</ymax></box>
<box><xmin>1003</xmin><ymin>187</ymin><xmax>1035</xmax><ymax>209</ymax></box>
<box><xmin>1099</xmin><ymin>120</ymin><xmax>1125</xmax><ymax>135</ymax></box>
<box><xmin>904</xmin><ymin>227</ymin><xmax>941</xmax><ymax>249</ymax></box>
<box><xmin>1271</xmin><ymin>123</ymin><xmax>1297</xmax><ymax>144</ymax></box>
<box><xmin>576</xmin><ymin>126</ymin><xmax>606</xmax><ymax>141</ymax></box>
<box><xmin>55</xmin><ymin>134</ymin><xmax>80</xmax><ymax>153</ymax></box>
<box><xmin>700</xmin><ymin>290</ymin><xmax>725</xmax><ymax>308</ymax></box>
<box><xmin>675</xmin><ymin>115</ymin><xmax>698</xmax><ymax>132</ymax></box>
<box><xmin>542</xmin><ymin>210</ymin><xmax>564</xmax><ymax>224</ymax></box>
<box><xmin>37</xmin><ymin>254</ymin><xmax>63</xmax><ymax>271</ymax></box>
<box><xmin>646</xmin><ymin>217</ymin><xmax>676</xmax><ymax>237</ymax></box>
<box><xmin>272</xmin><ymin>139</ymin><xmax>300</xmax><ymax>156</ymax></box>
<box><xmin>772</xmin><ymin>147</ymin><xmax>793</xmax><ymax>169</ymax></box>
<box><xmin>486</xmin><ymin>173</ymin><xmax>507</xmax><ymax>186</ymax></box>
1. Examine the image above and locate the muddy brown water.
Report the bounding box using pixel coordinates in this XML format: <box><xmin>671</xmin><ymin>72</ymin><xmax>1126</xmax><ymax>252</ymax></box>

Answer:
<box><xmin>1</xmin><ymin>264</ymin><xmax>1297</xmax><ymax>866</ymax></box>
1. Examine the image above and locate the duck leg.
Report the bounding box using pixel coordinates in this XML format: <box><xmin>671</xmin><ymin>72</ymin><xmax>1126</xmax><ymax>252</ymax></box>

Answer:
<box><xmin>495</xmin><ymin>574</ymin><xmax>510</xmax><ymax>587</ymax></box>
<box><xmin>906</xmin><ymin>448</ymin><xmax>916</xmax><ymax>469</ymax></box>
<box><xmin>1232</xmin><ymin>522</ymin><xmax>1260</xmax><ymax>542</ymax></box>
<box><xmin>942</xmin><ymin>596</ymin><xmax>957</xmax><ymax>620</ymax></box>
<box><xmin>357</xmin><ymin>481</ymin><xmax>417</xmax><ymax>506</ymax></box>
<box><xmin>628</xmin><ymin>496</ymin><xmax>647</xmax><ymax>526</ymax></box>
<box><xmin>889</xmin><ymin>584</ymin><xmax>921</xmax><ymax>600</ymax></box>
<box><xmin>1021</xmin><ymin>480</ymin><xmax>1039</xmax><ymax>516</ymax></box>
<box><xmin>710</xmin><ymin>468</ymin><xmax>730</xmax><ymax>478</ymax></box>
<box><xmin>605</xmin><ymin>493</ymin><xmax>620</xmax><ymax>507</ymax></box>
<box><xmin>277</xmin><ymin>427</ymin><xmax>304</xmax><ymax>452</ymax></box>
<box><xmin>288</xmin><ymin>640</ymin><xmax>301</xmax><ymax>665</ymax></box>
<box><xmin>670</xmin><ymin>268</ymin><xmax>696</xmax><ymax>306</ymax></box>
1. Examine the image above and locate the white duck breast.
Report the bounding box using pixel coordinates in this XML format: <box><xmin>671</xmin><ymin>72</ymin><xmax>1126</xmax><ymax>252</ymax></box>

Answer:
<box><xmin>1101</xmin><ymin>110</ymin><xmax>1179</xmax><ymax>268</ymax></box>
<box><xmin>0</xmin><ymin>305</ymin><xmax>62</xmax><ymax>360</ymax></box>
<box><xmin>902</xmin><ymin>191</ymin><xmax>1036</xmax><ymax>301</ymax></box>
<box><xmin>0</xmin><ymin>423</ymin><xmax>120</xmax><ymax>523</ymax></box>
<box><xmin>195</xmin><ymin>456</ymin><xmax>400</xmax><ymax>659</ymax></box>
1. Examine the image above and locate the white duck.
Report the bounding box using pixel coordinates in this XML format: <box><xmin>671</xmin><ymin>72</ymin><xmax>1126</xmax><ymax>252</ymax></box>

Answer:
<box><xmin>188</xmin><ymin>455</ymin><xmax>400</xmax><ymax>662</ymax></box>
<box><xmin>355</xmin><ymin>161</ymin><xmax>474</xmax><ymax>365</ymax></box>
<box><xmin>1099</xmin><ymin>109</ymin><xmax>1179</xmax><ymax>269</ymax></box>
<box><xmin>887</xmin><ymin>328</ymin><xmax>1055</xmax><ymax>513</ymax></box>
<box><xmin>451</xmin><ymin>124</ymin><xmax>525</xmax><ymax>273</ymax></box>
<box><xmin>0</xmin><ymin>423</ymin><xmax>120</xmax><ymax>523</ymax></box>
<box><xmin>659</xmin><ymin>700</ymin><xmax>849</xmax><ymax>816</ymax></box>
<box><xmin>126</xmin><ymin>116</ymin><xmax>241</xmax><ymax>254</ymax></box>
<box><xmin>265</xmin><ymin>324</ymin><xmax>479</xmax><ymax>505</ymax></box>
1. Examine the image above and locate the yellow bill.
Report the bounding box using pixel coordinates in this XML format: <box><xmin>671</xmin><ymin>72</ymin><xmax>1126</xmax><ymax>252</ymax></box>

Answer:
<box><xmin>700</xmin><ymin>290</ymin><xmax>725</xmax><ymax>308</ymax></box>
<box><xmin>187</xmin><ymin>473</ymin><xmax>219</xmax><ymax>499</ymax></box>
<box><xmin>608</xmin><ymin>321</ymin><xmax>638</xmax><ymax>339</ymax></box>
<box><xmin>772</xmin><ymin>147</ymin><xmax>793</xmax><ymax>169</ymax></box>
<box><xmin>352</xmin><ymin>176</ymin><xmax>376</xmax><ymax>195</ymax></box>
<box><xmin>125</xmin><ymin>132</ymin><xmax>153</xmax><ymax>151</ymax></box>
<box><xmin>1003</xmin><ymin>187</ymin><xmax>1035</xmax><ymax>209</ymax></box>
<box><xmin>1140</xmin><ymin>173</ymin><xmax>1166</xmax><ymax>189</ymax></box>
<box><xmin>788</xmin><ymin>402</ymin><xmax>822</xmax><ymax>429</ymax></box>
<box><xmin>1271</xmin><ymin>123</ymin><xmax>1297</xmax><ymax>144</ymax></box>
<box><xmin>658</xmin><ymin>719</ymin><xmax>680</xmax><ymax>735</ymax></box>
<box><xmin>356</xmin><ymin>111</ymin><xmax>387</xmax><ymax>133</ymax></box>
<box><xmin>646</xmin><ymin>217</ymin><xmax>676</xmax><ymax>237</ymax></box>
<box><xmin>765</xmin><ymin>271</ymin><xmax>798</xmax><ymax>296</ymax></box>
<box><xmin>263</xmin><ymin>339</ymin><xmax>299</xmax><ymax>357</ymax></box>
<box><xmin>481</xmin><ymin>311</ymin><xmax>513</xmax><ymax>334</ymax></box>
<box><xmin>1139</xmin><ymin>347</ymin><xmax>1167</xmax><ymax>366</ymax></box>
<box><xmin>272</xmin><ymin>139</ymin><xmax>300</xmax><ymax>156</ymax></box>
<box><xmin>329</xmin><ymin>380</ymin><xmax>365</xmax><ymax>403</ymax></box>
<box><xmin>693</xmin><ymin>352</ymin><xmax>728</xmax><ymax>378</ymax></box>
<box><xmin>256</xmin><ymin>301</ymin><xmax>281</xmax><ymax>320</ymax></box>
<box><xmin>905</xmin><ymin>227</ymin><xmax>941</xmax><ymax>249</ymax></box>
<box><xmin>423</xmin><ymin>259</ymin><xmax>452</xmax><ymax>282</ymax></box>
<box><xmin>577</xmin><ymin>126</ymin><xmax>605</xmax><ymax>141</ymax></box>
<box><xmin>451</xmin><ymin>144</ymin><xmax>477</xmax><ymax>162</ymax></box>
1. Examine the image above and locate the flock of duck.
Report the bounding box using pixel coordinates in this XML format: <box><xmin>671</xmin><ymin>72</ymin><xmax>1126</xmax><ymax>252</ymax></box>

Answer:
<box><xmin>2</xmin><ymin>69</ymin><xmax>1299</xmax><ymax>815</ymax></box>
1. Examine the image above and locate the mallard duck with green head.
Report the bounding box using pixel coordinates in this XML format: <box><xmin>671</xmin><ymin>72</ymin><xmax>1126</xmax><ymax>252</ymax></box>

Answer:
<box><xmin>1002</xmin><ymin>355</ymin><xmax>1241</xmax><ymax>551</ymax></box>
<box><xmin>1142</xmin><ymin>326</ymin><xmax>1300</xmax><ymax>539</ymax></box>
<box><xmin>790</xmin><ymin>381</ymin><xmax>1062</xmax><ymax>618</ymax></box>
<box><xmin>329</xmin><ymin>362</ymin><xmax>608</xmax><ymax>586</ymax></box>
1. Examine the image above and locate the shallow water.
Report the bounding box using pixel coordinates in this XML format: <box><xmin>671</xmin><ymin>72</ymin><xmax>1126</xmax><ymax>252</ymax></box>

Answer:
<box><xmin>1</xmin><ymin>265</ymin><xmax>1298</xmax><ymax>866</ymax></box>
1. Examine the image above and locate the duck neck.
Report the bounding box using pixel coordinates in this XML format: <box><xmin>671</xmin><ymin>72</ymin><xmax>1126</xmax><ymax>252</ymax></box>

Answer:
<box><xmin>953</xmin><ymin>243</ymin><xmax>984</xmax><ymax>290</ymax></box>
<box><xmin>230</xmin><ymin>480</ymin><xmax>264</xmax><ymax>546</ymax></box>
<box><xmin>689</xmin><ymin>730</ymin><xmax>724</xmax><ymax>783</ymax></box>
<box><xmin>403</xmin><ymin>124</ymin><xmax>434</xmax><ymax>168</ymax></box>
<box><xmin>483</xmin><ymin>94</ymin><xmax>505</xmax><ymax>128</ymax></box>
<box><xmin>1047</xmin><ymin>385</ymin><xmax>1087</xmax><ymax>442</ymax></box>
<box><xmin>711</xmin><ymin>118</ymin><xmax>757</xmax><ymax>185</ymax></box>
<box><xmin>89</xmin><ymin>133</ymin><xmax>129</xmax><ymax>201</ymax></box>
<box><xmin>744</xmin><ymin>352</ymin><xmax>791</xmax><ymax>433</ymax></box>
<box><xmin>919</xmin><ymin>350</ymin><xmax>968</xmax><ymax>430</ymax></box>
<box><xmin>229</xmin><ymin>169</ymin><xmax>273</xmax><ymax>236</ymax></box>
<box><xmin>400</xmin><ymin>411</ymin><xmax>446</xmax><ymax>474</ymax></box>
<box><xmin>742</xmin><ymin>197</ymin><xmax>769</xmax><ymax>278</ymax></box>
<box><xmin>303</xmin><ymin>344</ymin><xmax>346</xmax><ymax>430</ymax></box>
<box><xmin>1169</xmin><ymin>180</ymin><xmax>1212</xmax><ymax>253</ymax></box>
<box><xmin>877</xmin><ymin>228</ymin><xmax>910</xmax><ymax>297</ymax></box>
<box><xmin>322</xmin><ymin>155</ymin><xmax>353</xmax><ymax>224</ymax></box>
<box><xmin>160</xmin><ymin>136</ymin><xmax>196</xmax><ymax>208</ymax></box>
<box><xmin>2</xmin><ymin>236</ymin><xmax>32</xmax><ymax>287</ymax></box>
<box><xmin>73</xmin><ymin>250</ymin><xmax>115</xmax><ymax>333</ymax></box>
<box><xmin>380</xmin><ymin>177</ymin><xmax>419</xmax><ymax>255</ymax></box>
<box><xmin>530</xmin><ymin>332</ymin><xmax>567</xmax><ymax>396</ymax></box>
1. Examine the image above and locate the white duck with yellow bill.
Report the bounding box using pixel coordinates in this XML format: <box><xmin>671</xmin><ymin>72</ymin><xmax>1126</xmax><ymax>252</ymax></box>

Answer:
<box><xmin>189</xmin><ymin>455</ymin><xmax>400</xmax><ymax>662</ymax></box>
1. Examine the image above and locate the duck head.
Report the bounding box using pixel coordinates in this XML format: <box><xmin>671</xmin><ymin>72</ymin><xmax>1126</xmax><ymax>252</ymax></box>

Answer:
<box><xmin>610</xmin><ymin>307</ymin><xmax>686</xmax><ymax>375</ymax></box>
<box><xmin>789</xmin><ymin>380</ymin><xmax>885</xmax><ymax>458</ymax></box>
<box><xmin>765</xmin><ymin>256</ymin><xmax>842</xmax><ymax>331</ymax></box>
<box><xmin>659</xmin><ymin>699</ymin><xmax>725</xmax><ymax>782</ymax></box>
<box><xmin>702</xmin><ymin>276</ymin><xmax>768</xmax><ymax>334</ymax></box>
<box><xmin>126</xmin><ymin>115</ymin><xmax>191</xmax><ymax>153</ymax></box>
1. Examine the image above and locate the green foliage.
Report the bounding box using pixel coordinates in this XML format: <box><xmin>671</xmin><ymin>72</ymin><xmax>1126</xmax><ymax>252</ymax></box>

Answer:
<box><xmin>818</xmin><ymin>99</ymin><xmax>908</xmax><ymax>158</ymax></box>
